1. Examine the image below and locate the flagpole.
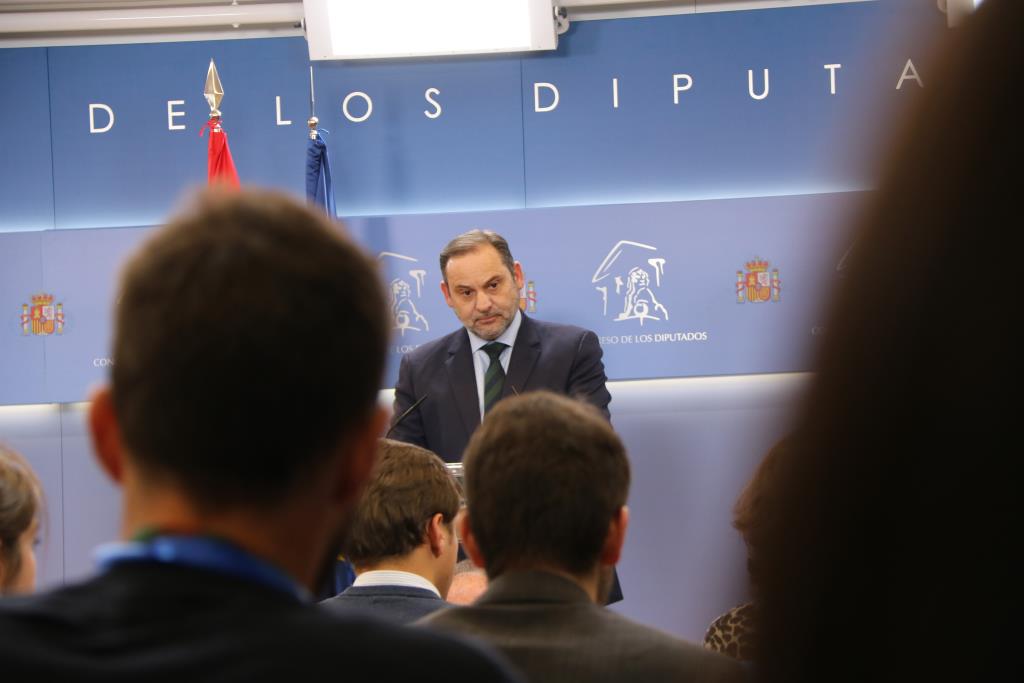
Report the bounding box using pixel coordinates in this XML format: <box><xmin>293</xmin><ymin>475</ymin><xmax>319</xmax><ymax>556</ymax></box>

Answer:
<box><xmin>203</xmin><ymin>59</ymin><xmax>239</xmax><ymax>187</ymax></box>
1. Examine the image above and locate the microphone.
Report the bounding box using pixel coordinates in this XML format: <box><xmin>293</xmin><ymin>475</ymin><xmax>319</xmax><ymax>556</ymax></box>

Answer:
<box><xmin>385</xmin><ymin>394</ymin><xmax>427</xmax><ymax>439</ymax></box>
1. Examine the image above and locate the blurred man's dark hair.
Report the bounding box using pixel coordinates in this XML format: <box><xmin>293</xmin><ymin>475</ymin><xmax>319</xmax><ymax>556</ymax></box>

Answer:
<box><xmin>111</xmin><ymin>189</ymin><xmax>388</xmax><ymax>509</ymax></box>
<box><xmin>462</xmin><ymin>391</ymin><xmax>629</xmax><ymax>581</ymax></box>
<box><xmin>755</xmin><ymin>3</ymin><xmax>1021</xmax><ymax>682</ymax></box>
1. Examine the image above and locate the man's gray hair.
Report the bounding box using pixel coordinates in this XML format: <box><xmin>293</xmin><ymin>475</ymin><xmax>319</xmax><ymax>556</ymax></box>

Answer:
<box><xmin>439</xmin><ymin>230</ymin><xmax>515</xmax><ymax>283</ymax></box>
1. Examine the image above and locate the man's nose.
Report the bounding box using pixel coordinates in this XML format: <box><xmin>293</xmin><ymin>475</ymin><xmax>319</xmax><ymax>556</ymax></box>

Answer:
<box><xmin>475</xmin><ymin>292</ymin><xmax>493</xmax><ymax>311</ymax></box>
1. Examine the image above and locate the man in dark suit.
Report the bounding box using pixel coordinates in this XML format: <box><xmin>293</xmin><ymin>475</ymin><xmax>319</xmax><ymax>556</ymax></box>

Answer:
<box><xmin>389</xmin><ymin>229</ymin><xmax>611</xmax><ymax>464</ymax></box>
<box><xmin>420</xmin><ymin>392</ymin><xmax>744</xmax><ymax>683</ymax></box>
<box><xmin>322</xmin><ymin>439</ymin><xmax>460</xmax><ymax>624</ymax></box>
<box><xmin>0</xmin><ymin>190</ymin><xmax>516</xmax><ymax>682</ymax></box>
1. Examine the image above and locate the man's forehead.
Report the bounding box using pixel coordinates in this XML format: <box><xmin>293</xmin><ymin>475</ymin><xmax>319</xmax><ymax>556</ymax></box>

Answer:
<box><xmin>446</xmin><ymin>246</ymin><xmax>507</xmax><ymax>282</ymax></box>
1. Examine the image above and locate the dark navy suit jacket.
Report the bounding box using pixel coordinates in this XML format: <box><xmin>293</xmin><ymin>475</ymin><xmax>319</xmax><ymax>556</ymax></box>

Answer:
<box><xmin>390</xmin><ymin>314</ymin><xmax>612</xmax><ymax>463</ymax></box>
<box><xmin>321</xmin><ymin>585</ymin><xmax>446</xmax><ymax>625</ymax></box>
<box><xmin>0</xmin><ymin>562</ymin><xmax>519</xmax><ymax>682</ymax></box>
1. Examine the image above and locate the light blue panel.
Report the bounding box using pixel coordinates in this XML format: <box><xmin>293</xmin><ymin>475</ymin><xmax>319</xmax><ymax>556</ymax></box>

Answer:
<box><xmin>608</xmin><ymin>374</ymin><xmax>808</xmax><ymax>640</ymax></box>
<box><xmin>521</xmin><ymin>0</ymin><xmax>946</xmax><ymax>207</ymax></box>
<box><xmin>349</xmin><ymin>191</ymin><xmax>855</xmax><ymax>388</ymax></box>
<box><xmin>47</xmin><ymin>38</ymin><xmax>311</xmax><ymax>229</ymax></box>
<box><xmin>41</xmin><ymin>227</ymin><xmax>154</xmax><ymax>403</ymax></box>
<box><xmin>313</xmin><ymin>55</ymin><xmax>526</xmax><ymax>216</ymax></box>
<box><xmin>0</xmin><ymin>404</ymin><xmax>64</xmax><ymax>589</ymax></box>
<box><xmin>0</xmin><ymin>232</ymin><xmax>49</xmax><ymax>405</ymax></box>
<box><xmin>0</xmin><ymin>48</ymin><xmax>54</xmax><ymax>232</ymax></box>
<box><xmin>58</xmin><ymin>403</ymin><xmax>119</xmax><ymax>582</ymax></box>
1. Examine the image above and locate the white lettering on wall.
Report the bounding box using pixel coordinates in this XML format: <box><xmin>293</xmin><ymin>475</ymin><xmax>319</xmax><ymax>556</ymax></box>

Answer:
<box><xmin>748</xmin><ymin>69</ymin><xmax>770</xmax><ymax>100</ymax></box>
<box><xmin>534</xmin><ymin>82</ymin><xmax>559</xmax><ymax>113</ymax></box>
<box><xmin>88</xmin><ymin>103</ymin><xmax>114</xmax><ymax>133</ymax></box>
<box><xmin>166</xmin><ymin>100</ymin><xmax>185</xmax><ymax>131</ymax></box>
<box><xmin>672</xmin><ymin>74</ymin><xmax>693</xmax><ymax>104</ymax></box>
<box><xmin>824</xmin><ymin>64</ymin><xmax>842</xmax><ymax>95</ymax></box>
<box><xmin>342</xmin><ymin>91</ymin><xmax>373</xmax><ymax>122</ymax></box>
<box><xmin>896</xmin><ymin>59</ymin><xmax>923</xmax><ymax>89</ymax></box>
<box><xmin>424</xmin><ymin>87</ymin><xmax>442</xmax><ymax>119</ymax></box>
<box><xmin>275</xmin><ymin>96</ymin><xmax>292</xmax><ymax>126</ymax></box>
<box><xmin>612</xmin><ymin>77</ymin><xmax>619</xmax><ymax>109</ymax></box>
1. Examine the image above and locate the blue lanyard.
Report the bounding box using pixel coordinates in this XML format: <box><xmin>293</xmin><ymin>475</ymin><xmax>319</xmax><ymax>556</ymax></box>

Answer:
<box><xmin>94</xmin><ymin>535</ymin><xmax>311</xmax><ymax>603</ymax></box>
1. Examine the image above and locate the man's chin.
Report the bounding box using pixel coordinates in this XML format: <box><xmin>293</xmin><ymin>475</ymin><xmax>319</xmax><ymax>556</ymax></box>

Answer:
<box><xmin>471</xmin><ymin>320</ymin><xmax>506</xmax><ymax>340</ymax></box>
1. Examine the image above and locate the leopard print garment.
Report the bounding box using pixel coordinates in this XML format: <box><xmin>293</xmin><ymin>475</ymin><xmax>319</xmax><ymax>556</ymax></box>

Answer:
<box><xmin>703</xmin><ymin>602</ymin><xmax>756</xmax><ymax>662</ymax></box>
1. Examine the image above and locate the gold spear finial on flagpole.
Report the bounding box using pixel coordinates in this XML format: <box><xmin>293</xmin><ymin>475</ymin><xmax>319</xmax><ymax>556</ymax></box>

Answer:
<box><xmin>205</xmin><ymin>59</ymin><xmax>224</xmax><ymax>129</ymax></box>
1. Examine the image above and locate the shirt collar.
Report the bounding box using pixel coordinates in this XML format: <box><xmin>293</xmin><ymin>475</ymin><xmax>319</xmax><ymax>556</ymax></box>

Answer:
<box><xmin>353</xmin><ymin>569</ymin><xmax>441</xmax><ymax>597</ymax></box>
<box><xmin>467</xmin><ymin>309</ymin><xmax>522</xmax><ymax>354</ymax></box>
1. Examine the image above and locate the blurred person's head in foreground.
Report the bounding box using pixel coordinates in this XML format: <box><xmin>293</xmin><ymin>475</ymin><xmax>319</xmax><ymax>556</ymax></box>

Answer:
<box><xmin>0</xmin><ymin>445</ymin><xmax>42</xmax><ymax>595</ymax></box>
<box><xmin>704</xmin><ymin>436</ymin><xmax>792</xmax><ymax>661</ymax></box>
<box><xmin>339</xmin><ymin>439</ymin><xmax>462</xmax><ymax>597</ymax></box>
<box><xmin>755</xmin><ymin>3</ymin><xmax>1021</xmax><ymax>681</ymax></box>
<box><xmin>460</xmin><ymin>391</ymin><xmax>629</xmax><ymax>604</ymax></box>
<box><xmin>89</xmin><ymin>187</ymin><xmax>390</xmax><ymax>590</ymax></box>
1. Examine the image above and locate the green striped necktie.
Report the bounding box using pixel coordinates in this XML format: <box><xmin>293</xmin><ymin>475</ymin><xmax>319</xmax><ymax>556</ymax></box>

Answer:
<box><xmin>483</xmin><ymin>341</ymin><xmax>509</xmax><ymax>414</ymax></box>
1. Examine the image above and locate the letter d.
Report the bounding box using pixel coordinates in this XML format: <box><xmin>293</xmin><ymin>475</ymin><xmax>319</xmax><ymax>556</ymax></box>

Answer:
<box><xmin>534</xmin><ymin>83</ymin><xmax>559</xmax><ymax>113</ymax></box>
<box><xmin>89</xmin><ymin>103</ymin><xmax>114</xmax><ymax>133</ymax></box>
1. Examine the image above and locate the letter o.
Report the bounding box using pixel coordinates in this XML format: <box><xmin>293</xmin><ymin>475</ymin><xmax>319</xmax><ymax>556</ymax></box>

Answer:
<box><xmin>342</xmin><ymin>91</ymin><xmax>373</xmax><ymax>123</ymax></box>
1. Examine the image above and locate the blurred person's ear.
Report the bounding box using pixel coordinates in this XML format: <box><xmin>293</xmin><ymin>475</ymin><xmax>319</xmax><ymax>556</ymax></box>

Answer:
<box><xmin>329</xmin><ymin>406</ymin><xmax>388</xmax><ymax>509</ymax></box>
<box><xmin>459</xmin><ymin>512</ymin><xmax>486</xmax><ymax>570</ymax></box>
<box><xmin>599</xmin><ymin>506</ymin><xmax>629</xmax><ymax>566</ymax></box>
<box><xmin>88</xmin><ymin>386</ymin><xmax>125</xmax><ymax>485</ymax></box>
<box><xmin>426</xmin><ymin>512</ymin><xmax>447</xmax><ymax>557</ymax></box>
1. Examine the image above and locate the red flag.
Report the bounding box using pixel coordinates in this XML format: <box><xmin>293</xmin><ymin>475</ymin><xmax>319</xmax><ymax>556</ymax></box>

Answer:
<box><xmin>201</xmin><ymin>118</ymin><xmax>239</xmax><ymax>188</ymax></box>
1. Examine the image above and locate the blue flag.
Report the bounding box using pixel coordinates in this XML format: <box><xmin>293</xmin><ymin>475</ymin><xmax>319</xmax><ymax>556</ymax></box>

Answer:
<box><xmin>305</xmin><ymin>131</ymin><xmax>336</xmax><ymax>217</ymax></box>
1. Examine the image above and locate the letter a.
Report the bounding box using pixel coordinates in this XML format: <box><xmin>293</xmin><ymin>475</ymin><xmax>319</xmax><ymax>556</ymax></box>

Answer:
<box><xmin>896</xmin><ymin>59</ymin><xmax>923</xmax><ymax>89</ymax></box>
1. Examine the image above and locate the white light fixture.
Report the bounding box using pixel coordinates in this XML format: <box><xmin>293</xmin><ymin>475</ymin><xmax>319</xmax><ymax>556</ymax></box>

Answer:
<box><xmin>303</xmin><ymin>0</ymin><xmax>558</xmax><ymax>61</ymax></box>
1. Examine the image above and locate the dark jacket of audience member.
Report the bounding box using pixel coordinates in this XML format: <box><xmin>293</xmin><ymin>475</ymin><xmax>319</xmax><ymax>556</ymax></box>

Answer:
<box><xmin>420</xmin><ymin>391</ymin><xmax>743</xmax><ymax>683</ymax></box>
<box><xmin>322</xmin><ymin>439</ymin><xmax>460</xmax><ymax>624</ymax></box>
<box><xmin>754</xmin><ymin>3</ymin><xmax>1020</xmax><ymax>682</ymax></box>
<box><xmin>0</xmin><ymin>189</ymin><xmax>518</xmax><ymax>682</ymax></box>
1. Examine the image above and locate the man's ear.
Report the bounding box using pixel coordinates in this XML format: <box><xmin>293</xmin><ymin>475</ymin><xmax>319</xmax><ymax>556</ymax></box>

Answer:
<box><xmin>599</xmin><ymin>506</ymin><xmax>629</xmax><ymax>566</ymax></box>
<box><xmin>88</xmin><ymin>385</ymin><xmax>125</xmax><ymax>485</ymax></box>
<box><xmin>425</xmin><ymin>513</ymin><xmax>446</xmax><ymax>557</ymax></box>
<box><xmin>459</xmin><ymin>513</ymin><xmax>487</xmax><ymax>570</ymax></box>
<box><xmin>440</xmin><ymin>280</ymin><xmax>454</xmax><ymax>309</ymax></box>
<box><xmin>331</xmin><ymin>406</ymin><xmax>388</xmax><ymax>507</ymax></box>
<box><xmin>513</xmin><ymin>262</ymin><xmax>525</xmax><ymax>291</ymax></box>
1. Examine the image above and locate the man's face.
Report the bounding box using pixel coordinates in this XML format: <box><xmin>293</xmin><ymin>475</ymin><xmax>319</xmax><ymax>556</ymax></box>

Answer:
<box><xmin>441</xmin><ymin>245</ymin><xmax>524</xmax><ymax>341</ymax></box>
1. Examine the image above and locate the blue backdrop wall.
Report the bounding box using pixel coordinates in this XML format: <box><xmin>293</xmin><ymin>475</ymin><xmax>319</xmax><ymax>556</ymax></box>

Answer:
<box><xmin>0</xmin><ymin>0</ymin><xmax>947</xmax><ymax>639</ymax></box>
<box><xmin>1</xmin><ymin>0</ymin><xmax>945</xmax><ymax>401</ymax></box>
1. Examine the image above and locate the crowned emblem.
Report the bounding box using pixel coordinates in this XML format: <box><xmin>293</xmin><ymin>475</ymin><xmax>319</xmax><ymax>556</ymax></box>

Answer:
<box><xmin>518</xmin><ymin>280</ymin><xmax>537</xmax><ymax>314</ymax></box>
<box><xmin>736</xmin><ymin>258</ymin><xmax>780</xmax><ymax>304</ymax></box>
<box><xmin>21</xmin><ymin>294</ymin><xmax>64</xmax><ymax>336</ymax></box>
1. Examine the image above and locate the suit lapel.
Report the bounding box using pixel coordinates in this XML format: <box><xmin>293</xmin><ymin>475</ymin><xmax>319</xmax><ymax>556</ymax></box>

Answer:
<box><xmin>504</xmin><ymin>314</ymin><xmax>540</xmax><ymax>398</ymax></box>
<box><xmin>445</xmin><ymin>330</ymin><xmax>481</xmax><ymax>437</ymax></box>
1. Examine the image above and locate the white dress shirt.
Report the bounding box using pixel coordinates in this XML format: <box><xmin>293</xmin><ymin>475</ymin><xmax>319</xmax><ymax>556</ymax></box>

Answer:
<box><xmin>352</xmin><ymin>570</ymin><xmax>441</xmax><ymax>597</ymax></box>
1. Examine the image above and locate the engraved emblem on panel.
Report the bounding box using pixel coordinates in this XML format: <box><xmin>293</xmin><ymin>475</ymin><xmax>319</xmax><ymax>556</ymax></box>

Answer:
<box><xmin>378</xmin><ymin>252</ymin><xmax>429</xmax><ymax>336</ymax></box>
<box><xmin>592</xmin><ymin>241</ymin><xmax>669</xmax><ymax>325</ymax></box>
